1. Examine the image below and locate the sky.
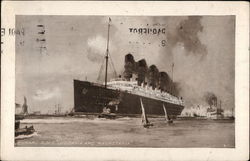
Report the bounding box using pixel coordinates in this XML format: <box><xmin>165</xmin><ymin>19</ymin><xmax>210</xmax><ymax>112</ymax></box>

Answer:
<box><xmin>15</xmin><ymin>15</ymin><xmax>235</xmax><ymax>113</ymax></box>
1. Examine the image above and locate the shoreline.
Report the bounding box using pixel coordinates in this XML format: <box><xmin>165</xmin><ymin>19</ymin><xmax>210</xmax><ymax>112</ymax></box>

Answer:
<box><xmin>16</xmin><ymin>114</ymin><xmax>235</xmax><ymax>121</ymax></box>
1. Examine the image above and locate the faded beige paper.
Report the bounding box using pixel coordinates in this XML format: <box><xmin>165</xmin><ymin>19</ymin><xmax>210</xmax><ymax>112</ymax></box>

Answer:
<box><xmin>1</xmin><ymin>1</ymin><xmax>249</xmax><ymax>161</ymax></box>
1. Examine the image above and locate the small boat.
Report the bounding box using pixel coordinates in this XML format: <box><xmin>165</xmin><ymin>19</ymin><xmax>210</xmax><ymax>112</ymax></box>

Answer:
<box><xmin>98</xmin><ymin>113</ymin><xmax>116</xmax><ymax>119</ymax></box>
<box><xmin>98</xmin><ymin>107</ymin><xmax>116</xmax><ymax>119</ymax></box>
<box><xmin>15</xmin><ymin>125</ymin><xmax>35</xmax><ymax>137</ymax></box>
<box><xmin>140</xmin><ymin>98</ymin><xmax>153</xmax><ymax>128</ymax></box>
<box><xmin>15</xmin><ymin>118</ymin><xmax>35</xmax><ymax>138</ymax></box>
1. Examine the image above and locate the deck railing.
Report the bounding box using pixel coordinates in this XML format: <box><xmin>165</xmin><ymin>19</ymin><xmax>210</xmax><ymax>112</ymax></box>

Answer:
<box><xmin>107</xmin><ymin>81</ymin><xmax>184</xmax><ymax>106</ymax></box>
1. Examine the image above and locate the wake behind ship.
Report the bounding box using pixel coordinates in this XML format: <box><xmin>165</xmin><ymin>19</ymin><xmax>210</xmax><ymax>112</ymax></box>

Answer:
<box><xmin>73</xmin><ymin>18</ymin><xmax>184</xmax><ymax>118</ymax></box>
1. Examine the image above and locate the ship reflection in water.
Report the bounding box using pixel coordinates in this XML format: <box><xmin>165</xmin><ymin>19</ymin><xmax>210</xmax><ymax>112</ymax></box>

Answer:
<box><xmin>15</xmin><ymin>116</ymin><xmax>234</xmax><ymax>148</ymax></box>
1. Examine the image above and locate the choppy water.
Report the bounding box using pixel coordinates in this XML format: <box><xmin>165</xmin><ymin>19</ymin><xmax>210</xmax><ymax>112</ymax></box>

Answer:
<box><xmin>15</xmin><ymin>117</ymin><xmax>234</xmax><ymax>148</ymax></box>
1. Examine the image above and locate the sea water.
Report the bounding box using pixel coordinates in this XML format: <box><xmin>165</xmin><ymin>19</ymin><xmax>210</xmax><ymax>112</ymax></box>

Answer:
<box><xmin>15</xmin><ymin>117</ymin><xmax>234</xmax><ymax>147</ymax></box>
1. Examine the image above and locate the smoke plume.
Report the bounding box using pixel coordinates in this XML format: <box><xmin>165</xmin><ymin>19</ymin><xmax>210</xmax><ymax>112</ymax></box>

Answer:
<box><xmin>86</xmin><ymin>36</ymin><xmax>106</xmax><ymax>63</ymax></box>
<box><xmin>123</xmin><ymin>53</ymin><xmax>180</xmax><ymax>95</ymax></box>
<box><xmin>167</xmin><ymin>16</ymin><xmax>207</xmax><ymax>57</ymax></box>
<box><xmin>204</xmin><ymin>92</ymin><xmax>217</xmax><ymax>107</ymax></box>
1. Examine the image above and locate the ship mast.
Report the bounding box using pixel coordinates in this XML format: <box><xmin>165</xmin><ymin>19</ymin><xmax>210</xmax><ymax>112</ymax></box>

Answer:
<box><xmin>171</xmin><ymin>62</ymin><xmax>174</xmax><ymax>94</ymax></box>
<box><xmin>172</xmin><ymin>63</ymin><xmax>174</xmax><ymax>82</ymax></box>
<box><xmin>104</xmin><ymin>18</ymin><xmax>111</xmax><ymax>88</ymax></box>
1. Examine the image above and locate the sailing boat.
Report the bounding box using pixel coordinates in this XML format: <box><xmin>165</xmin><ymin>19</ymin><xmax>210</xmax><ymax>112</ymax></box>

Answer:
<box><xmin>163</xmin><ymin>104</ymin><xmax>173</xmax><ymax>123</ymax></box>
<box><xmin>140</xmin><ymin>98</ymin><xmax>153</xmax><ymax>128</ymax></box>
<box><xmin>22</xmin><ymin>96</ymin><xmax>28</xmax><ymax>115</ymax></box>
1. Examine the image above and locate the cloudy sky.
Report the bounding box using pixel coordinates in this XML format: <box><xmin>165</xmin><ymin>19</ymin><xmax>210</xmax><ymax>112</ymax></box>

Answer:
<box><xmin>15</xmin><ymin>15</ymin><xmax>235</xmax><ymax>113</ymax></box>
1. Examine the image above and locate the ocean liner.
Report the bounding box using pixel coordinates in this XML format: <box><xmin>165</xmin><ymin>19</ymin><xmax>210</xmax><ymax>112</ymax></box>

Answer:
<box><xmin>73</xmin><ymin>18</ymin><xmax>184</xmax><ymax>119</ymax></box>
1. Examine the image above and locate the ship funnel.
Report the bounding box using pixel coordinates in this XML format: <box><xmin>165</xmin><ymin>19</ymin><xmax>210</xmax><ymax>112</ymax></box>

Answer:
<box><xmin>136</xmin><ymin>59</ymin><xmax>148</xmax><ymax>86</ymax></box>
<box><xmin>148</xmin><ymin>65</ymin><xmax>159</xmax><ymax>90</ymax></box>
<box><xmin>123</xmin><ymin>53</ymin><xmax>135</xmax><ymax>81</ymax></box>
<box><xmin>159</xmin><ymin>72</ymin><xmax>171</xmax><ymax>92</ymax></box>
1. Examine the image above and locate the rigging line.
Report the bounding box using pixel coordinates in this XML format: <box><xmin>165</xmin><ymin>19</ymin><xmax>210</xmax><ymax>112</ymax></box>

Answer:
<box><xmin>97</xmin><ymin>64</ymin><xmax>104</xmax><ymax>82</ymax></box>
<box><xmin>107</xmin><ymin>61</ymin><xmax>115</xmax><ymax>78</ymax></box>
<box><xmin>108</xmin><ymin>52</ymin><xmax>117</xmax><ymax>77</ymax></box>
<box><xmin>97</xmin><ymin>58</ymin><xmax>105</xmax><ymax>82</ymax></box>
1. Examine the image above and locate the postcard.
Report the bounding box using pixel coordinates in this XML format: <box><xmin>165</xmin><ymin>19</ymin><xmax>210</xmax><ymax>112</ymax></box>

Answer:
<box><xmin>1</xmin><ymin>1</ymin><xmax>249</xmax><ymax>161</ymax></box>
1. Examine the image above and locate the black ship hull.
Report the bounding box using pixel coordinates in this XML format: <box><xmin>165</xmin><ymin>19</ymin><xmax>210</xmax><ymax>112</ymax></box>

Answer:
<box><xmin>74</xmin><ymin>80</ymin><xmax>184</xmax><ymax>119</ymax></box>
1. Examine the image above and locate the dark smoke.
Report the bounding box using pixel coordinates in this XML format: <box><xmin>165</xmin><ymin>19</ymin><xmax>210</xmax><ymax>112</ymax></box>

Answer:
<box><xmin>136</xmin><ymin>59</ymin><xmax>148</xmax><ymax>86</ymax></box>
<box><xmin>204</xmin><ymin>92</ymin><xmax>217</xmax><ymax>107</ymax></box>
<box><xmin>123</xmin><ymin>54</ymin><xmax>181</xmax><ymax>96</ymax></box>
<box><xmin>123</xmin><ymin>53</ymin><xmax>135</xmax><ymax>80</ymax></box>
<box><xmin>158</xmin><ymin>72</ymin><xmax>171</xmax><ymax>92</ymax></box>
<box><xmin>148</xmin><ymin>65</ymin><xmax>159</xmax><ymax>89</ymax></box>
<box><xmin>167</xmin><ymin>16</ymin><xmax>207</xmax><ymax>57</ymax></box>
<box><xmin>154</xmin><ymin>16</ymin><xmax>210</xmax><ymax>103</ymax></box>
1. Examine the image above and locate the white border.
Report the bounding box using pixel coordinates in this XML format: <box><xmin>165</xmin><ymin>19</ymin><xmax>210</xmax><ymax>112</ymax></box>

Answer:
<box><xmin>1</xmin><ymin>1</ymin><xmax>249</xmax><ymax>161</ymax></box>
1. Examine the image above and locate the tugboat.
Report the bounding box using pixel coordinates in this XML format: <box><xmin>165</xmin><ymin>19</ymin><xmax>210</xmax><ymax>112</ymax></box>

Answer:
<box><xmin>15</xmin><ymin>124</ymin><xmax>35</xmax><ymax>137</ymax></box>
<box><xmin>98</xmin><ymin>99</ymin><xmax>120</xmax><ymax>119</ymax></box>
<box><xmin>98</xmin><ymin>106</ymin><xmax>117</xmax><ymax>119</ymax></box>
<box><xmin>15</xmin><ymin>115</ymin><xmax>35</xmax><ymax>138</ymax></box>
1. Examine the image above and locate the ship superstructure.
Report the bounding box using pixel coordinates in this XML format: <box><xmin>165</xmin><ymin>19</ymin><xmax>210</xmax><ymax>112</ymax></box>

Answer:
<box><xmin>107</xmin><ymin>78</ymin><xmax>184</xmax><ymax>106</ymax></box>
